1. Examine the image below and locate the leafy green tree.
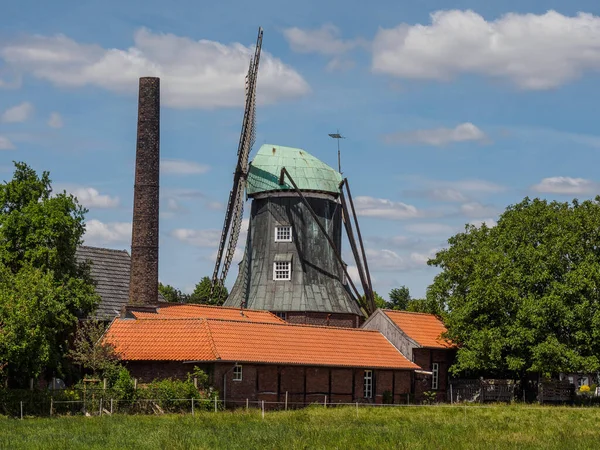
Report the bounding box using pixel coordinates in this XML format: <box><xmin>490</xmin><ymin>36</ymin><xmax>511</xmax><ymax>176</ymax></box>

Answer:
<box><xmin>68</xmin><ymin>319</ymin><xmax>120</xmax><ymax>377</ymax></box>
<box><xmin>405</xmin><ymin>297</ymin><xmax>443</xmax><ymax>315</ymax></box>
<box><xmin>428</xmin><ymin>197</ymin><xmax>600</xmax><ymax>378</ymax></box>
<box><xmin>159</xmin><ymin>282</ymin><xmax>189</xmax><ymax>303</ymax></box>
<box><xmin>189</xmin><ymin>277</ymin><xmax>228</xmax><ymax>305</ymax></box>
<box><xmin>388</xmin><ymin>286</ymin><xmax>411</xmax><ymax>310</ymax></box>
<box><xmin>0</xmin><ymin>162</ymin><xmax>98</xmax><ymax>385</ymax></box>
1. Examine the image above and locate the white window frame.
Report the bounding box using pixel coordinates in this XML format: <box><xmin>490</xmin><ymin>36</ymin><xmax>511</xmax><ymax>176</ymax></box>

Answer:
<box><xmin>273</xmin><ymin>261</ymin><xmax>292</xmax><ymax>281</ymax></box>
<box><xmin>233</xmin><ymin>365</ymin><xmax>243</xmax><ymax>382</ymax></box>
<box><xmin>275</xmin><ymin>311</ymin><xmax>287</xmax><ymax>320</ymax></box>
<box><xmin>364</xmin><ymin>370</ymin><xmax>373</xmax><ymax>399</ymax></box>
<box><xmin>274</xmin><ymin>226</ymin><xmax>292</xmax><ymax>242</ymax></box>
<box><xmin>432</xmin><ymin>363</ymin><xmax>439</xmax><ymax>390</ymax></box>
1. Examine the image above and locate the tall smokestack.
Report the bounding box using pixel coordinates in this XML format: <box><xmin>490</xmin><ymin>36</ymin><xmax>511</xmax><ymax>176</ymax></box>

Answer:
<box><xmin>129</xmin><ymin>77</ymin><xmax>160</xmax><ymax>307</ymax></box>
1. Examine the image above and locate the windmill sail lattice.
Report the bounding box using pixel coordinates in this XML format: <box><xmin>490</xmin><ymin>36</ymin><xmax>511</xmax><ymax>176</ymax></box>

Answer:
<box><xmin>212</xmin><ymin>27</ymin><xmax>263</xmax><ymax>292</ymax></box>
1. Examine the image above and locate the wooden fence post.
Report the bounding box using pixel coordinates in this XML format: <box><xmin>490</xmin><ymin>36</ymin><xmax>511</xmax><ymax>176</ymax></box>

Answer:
<box><xmin>285</xmin><ymin>392</ymin><xmax>288</xmax><ymax>411</ymax></box>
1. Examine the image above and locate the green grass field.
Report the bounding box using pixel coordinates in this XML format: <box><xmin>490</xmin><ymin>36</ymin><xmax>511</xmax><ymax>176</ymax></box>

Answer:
<box><xmin>1</xmin><ymin>405</ymin><xmax>599</xmax><ymax>449</ymax></box>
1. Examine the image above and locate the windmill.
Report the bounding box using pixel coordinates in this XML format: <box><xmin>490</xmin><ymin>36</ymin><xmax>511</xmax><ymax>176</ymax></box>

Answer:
<box><xmin>213</xmin><ymin>29</ymin><xmax>375</xmax><ymax>325</ymax></box>
<box><xmin>211</xmin><ymin>27</ymin><xmax>263</xmax><ymax>293</ymax></box>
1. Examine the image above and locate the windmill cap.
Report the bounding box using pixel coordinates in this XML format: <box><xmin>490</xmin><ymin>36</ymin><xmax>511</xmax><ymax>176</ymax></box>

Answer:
<box><xmin>246</xmin><ymin>144</ymin><xmax>342</xmax><ymax>196</ymax></box>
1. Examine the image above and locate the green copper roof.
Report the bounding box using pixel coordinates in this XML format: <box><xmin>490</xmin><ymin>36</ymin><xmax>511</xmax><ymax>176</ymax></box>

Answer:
<box><xmin>246</xmin><ymin>144</ymin><xmax>342</xmax><ymax>196</ymax></box>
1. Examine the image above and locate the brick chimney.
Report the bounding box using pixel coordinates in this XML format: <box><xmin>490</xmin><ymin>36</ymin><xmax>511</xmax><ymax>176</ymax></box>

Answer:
<box><xmin>128</xmin><ymin>77</ymin><xmax>160</xmax><ymax>309</ymax></box>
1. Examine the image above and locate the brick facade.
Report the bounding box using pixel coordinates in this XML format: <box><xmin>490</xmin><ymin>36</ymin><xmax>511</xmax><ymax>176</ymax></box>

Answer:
<box><xmin>125</xmin><ymin>360</ymin><xmax>412</xmax><ymax>407</ymax></box>
<box><xmin>412</xmin><ymin>348</ymin><xmax>456</xmax><ymax>402</ymax></box>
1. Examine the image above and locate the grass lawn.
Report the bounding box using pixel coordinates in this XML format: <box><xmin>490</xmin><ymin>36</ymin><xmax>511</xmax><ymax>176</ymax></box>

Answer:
<box><xmin>1</xmin><ymin>405</ymin><xmax>599</xmax><ymax>449</ymax></box>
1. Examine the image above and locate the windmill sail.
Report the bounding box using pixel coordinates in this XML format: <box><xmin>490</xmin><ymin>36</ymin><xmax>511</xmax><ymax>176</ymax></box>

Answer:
<box><xmin>212</xmin><ymin>27</ymin><xmax>263</xmax><ymax>292</ymax></box>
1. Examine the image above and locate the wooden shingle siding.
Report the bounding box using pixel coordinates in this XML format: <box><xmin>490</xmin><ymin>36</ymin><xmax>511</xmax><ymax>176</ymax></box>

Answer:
<box><xmin>225</xmin><ymin>194</ymin><xmax>362</xmax><ymax>318</ymax></box>
<box><xmin>76</xmin><ymin>246</ymin><xmax>165</xmax><ymax>319</ymax></box>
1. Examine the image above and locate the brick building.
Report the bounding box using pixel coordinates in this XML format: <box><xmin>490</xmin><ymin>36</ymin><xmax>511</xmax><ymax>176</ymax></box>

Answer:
<box><xmin>362</xmin><ymin>310</ymin><xmax>456</xmax><ymax>402</ymax></box>
<box><xmin>104</xmin><ymin>314</ymin><xmax>419</xmax><ymax>407</ymax></box>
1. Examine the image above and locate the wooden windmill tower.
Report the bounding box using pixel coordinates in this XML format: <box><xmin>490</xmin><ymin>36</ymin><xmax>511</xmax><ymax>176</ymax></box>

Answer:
<box><xmin>212</xmin><ymin>29</ymin><xmax>375</xmax><ymax>328</ymax></box>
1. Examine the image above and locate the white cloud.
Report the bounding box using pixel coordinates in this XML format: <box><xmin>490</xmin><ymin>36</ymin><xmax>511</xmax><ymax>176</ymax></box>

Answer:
<box><xmin>70</xmin><ymin>187</ymin><xmax>119</xmax><ymax>208</ymax></box>
<box><xmin>427</xmin><ymin>188</ymin><xmax>468</xmax><ymax>202</ymax></box>
<box><xmin>84</xmin><ymin>219</ymin><xmax>131</xmax><ymax>244</ymax></box>
<box><xmin>460</xmin><ymin>202</ymin><xmax>498</xmax><ymax>218</ymax></box>
<box><xmin>57</xmin><ymin>185</ymin><xmax>119</xmax><ymax>208</ymax></box>
<box><xmin>405</xmin><ymin>223</ymin><xmax>454</xmax><ymax>235</ymax></box>
<box><xmin>325</xmin><ymin>57</ymin><xmax>356</xmax><ymax>72</ymax></box>
<box><xmin>354</xmin><ymin>196</ymin><xmax>420</xmax><ymax>220</ymax></box>
<box><xmin>366</xmin><ymin>248</ymin><xmax>410</xmax><ymax>271</ymax></box>
<box><xmin>469</xmin><ymin>218</ymin><xmax>497</xmax><ymax>228</ymax></box>
<box><xmin>1</xmin><ymin>101</ymin><xmax>34</xmax><ymax>123</ymax></box>
<box><xmin>345</xmin><ymin>265</ymin><xmax>360</xmax><ymax>285</ymax></box>
<box><xmin>531</xmin><ymin>176</ymin><xmax>598</xmax><ymax>195</ymax></box>
<box><xmin>0</xmin><ymin>28</ymin><xmax>310</xmax><ymax>109</ymax></box>
<box><xmin>449</xmin><ymin>179</ymin><xmax>505</xmax><ymax>193</ymax></box>
<box><xmin>48</xmin><ymin>112</ymin><xmax>63</xmax><ymax>128</ymax></box>
<box><xmin>372</xmin><ymin>10</ymin><xmax>600</xmax><ymax>89</ymax></box>
<box><xmin>171</xmin><ymin>229</ymin><xmax>222</xmax><ymax>247</ymax></box>
<box><xmin>161</xmin><ymin>159</ymin><xmax>210</xmax><ymax>175</ymax></box>
<box><xmin>383</xmin><ymin>122</ymin><xmax>488</xmax><ymax>146</ymax></box>
<box><xmin>0</xmin><ymin>136</ymin><xmax>16</xmax><ymax>150</ymax></box>
<box><xmin>409</xmin><ymin>248</ymin><xmax>439</xmax><ymax>266</ymax></box>
<box><xmin>283</xmin><ymin>24</ymin><xmax>363</xmax><ymax>55</ymax></box>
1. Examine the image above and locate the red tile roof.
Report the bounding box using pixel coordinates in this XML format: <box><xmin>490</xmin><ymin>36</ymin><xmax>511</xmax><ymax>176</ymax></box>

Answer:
<box><xmin>105</xmin><ymin>318</ymin><xmax>419</xmax><ymax>370</ymax></box>
<box><xmin>382</xmin><ymin>310</ymin><xmax>454</xmax><ymax>349</ymax></box>
<box><xmin>130</xmin><ymin>303</ymin><xmax>284</xmax><ymax>323</ymax></box>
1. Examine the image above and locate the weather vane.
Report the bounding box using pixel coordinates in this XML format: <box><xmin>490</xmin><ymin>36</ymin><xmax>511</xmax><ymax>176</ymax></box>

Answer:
<box><xmin>328</xmin><ymin>130</ymin><xmax>345</xmax><ymax>173</ymax></box>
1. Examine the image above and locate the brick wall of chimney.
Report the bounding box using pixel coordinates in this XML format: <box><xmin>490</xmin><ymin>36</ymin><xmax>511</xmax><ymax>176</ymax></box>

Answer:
<box><xmin>129</xmin><ymin>77</ymin><xmax>160</xmax><ymax>306</ymax></box>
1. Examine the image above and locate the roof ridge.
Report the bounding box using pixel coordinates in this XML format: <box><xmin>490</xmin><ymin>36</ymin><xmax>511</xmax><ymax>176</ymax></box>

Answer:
<box><xmin>203</xmin><ymin>319</ymin><xmax>221</xmax><ymax>360</ymax></box>
<box><xmin>157</xmin><ymin>302</ymin><xmax>276</xmax><ymax>314</ymax></box>
<box><xmin>130</xmin><ymin>317</ymin><xmax>380</xmax><ymax>332</ymax></box>
<box><xmin>383</xmin><ymin>309</ymin><xmax>439</xmax><ymax>317</ymax></box>
<box><xmin>78</xmin><ymin>245</ymin><xmax>129</xmax><ymax>254</ymax></box>
<box><xmin>205</xmin><ymin>317</ymin><xmax>380</xmax><ymax>332</ymax></box>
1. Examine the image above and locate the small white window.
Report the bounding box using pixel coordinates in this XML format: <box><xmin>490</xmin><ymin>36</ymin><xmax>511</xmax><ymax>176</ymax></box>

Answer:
<box><xmin>364</xmin><ymin>370</ymin><xmax>373</xmax><ymax>399</ymax></box>
<box><xmin>273</xmin><ymin>261</ymin><xmax>292</xmax><ymax>280</ymax></box>
<box><xmin>432</xmin><ymin>363</ymin><xmax>439</xmax><ymax>390</ymax></box>
<box><xmin>233</xmin><ymin>365</ymin><xmax>242</xmax><ymax>381</ymax></box>
<box><xmin>579</xmin><ymin>377</ymin><xmax>589</xmax><ymax>387</ymax></box>
<box><xmin>275</xmin><ymin>312</ymin><xmax>287</xmax><ymax>320</ymax></box>
<box><xmin>275</xmin><ymin>226</ymin><xmax>292</xmax><ymax>242</ymax></box>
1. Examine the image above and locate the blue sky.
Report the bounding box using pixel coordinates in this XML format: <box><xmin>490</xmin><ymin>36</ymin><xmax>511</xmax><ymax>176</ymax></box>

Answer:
<box><xmin>2</xmin><ymin>1</ymin><xmax>600</xmax><ymax>299</ymax></box>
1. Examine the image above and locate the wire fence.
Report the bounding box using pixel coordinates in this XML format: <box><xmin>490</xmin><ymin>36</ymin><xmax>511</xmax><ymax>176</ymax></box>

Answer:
<box><xmin>3</xmin><ymin>393</ymin><xmax>600</xmax><ymax>420</ymax></box>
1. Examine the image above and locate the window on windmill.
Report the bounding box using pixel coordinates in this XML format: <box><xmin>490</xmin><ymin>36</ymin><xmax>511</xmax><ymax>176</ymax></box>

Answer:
<box><xmin>275</xmin><ymin>225</ymin><xmax>292</xmax><ymax>242</ymax></box>
<box><xmin>273</xmin><ymin>254</ymin><xmax>292</xmax><ymax>281</ymax></box>
<box><xmin>363</xmin><ymin>370</ymin><xmax>373</xmax><ymax>399</ymax></box>
<box><xmin>273</xmin><ymin>261</ymin><xmax>292</xmax><ymax>280</ymax></box>
<box><xmin>233</xmin><ymin>365</ymin><xmax>243</xmax><ymax>382</ymax></box>
<box><xmin>432</xmin><ymin>363</ymin><xmax>439</xmax><ymax>390</ymax></box>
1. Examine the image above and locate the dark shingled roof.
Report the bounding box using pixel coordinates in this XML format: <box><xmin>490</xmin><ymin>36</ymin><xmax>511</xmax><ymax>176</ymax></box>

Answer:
<box><xmin>76</xmin><ymin>246</ymin><xmax>163</xmax><ymax>319</ymax></box>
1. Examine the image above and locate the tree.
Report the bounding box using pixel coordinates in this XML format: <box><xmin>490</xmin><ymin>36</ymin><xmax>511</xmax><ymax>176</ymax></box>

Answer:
<box><xmin>189</xmin><ymin>277</ymin><xmax>228</xmax><ymax>305</ymax></box>
<box><xmin>388</xmin><ymin>286</ymin><xmax>411</xmax><ymax>310</ymax></box>
<box><xmin>68</xmin><ymin>319</ymin><xmax>120</xmax><ymax>377</ymax></box>
<box><xmin>428</xmin><ymin>197</ymin><xmax>600</xmax><ymax>378</ymax></box>
<box><xmin>405</xmin><ymin>297</ymin><xmax>443</xmax><ymax>315</ymax></box>
<box><xmin>0</xmin><ymin>162</ymin><xmax>99</xmax><ymax>385</ymax></box>
<box><xmin>159</xmin><ymin>282</ymin><xmax>189</xmax><ymax>303</ymax></box>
